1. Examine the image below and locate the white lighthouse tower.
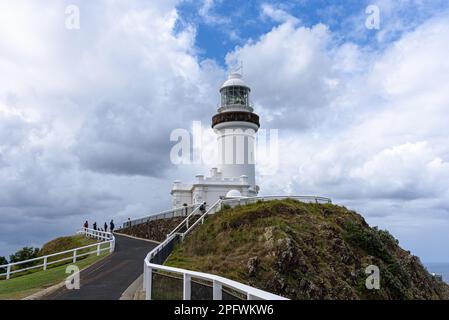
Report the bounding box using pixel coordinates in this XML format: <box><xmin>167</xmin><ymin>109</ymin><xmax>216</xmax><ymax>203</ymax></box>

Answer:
<box><xmin>171</xmin><ymin>72</ymin><xmax>260</xmax><ymax>207</ymax></box>
<box><xmin>213</xmin><ymin>73</ymin><xmax>259</xmax><ymax>190</ymax></box>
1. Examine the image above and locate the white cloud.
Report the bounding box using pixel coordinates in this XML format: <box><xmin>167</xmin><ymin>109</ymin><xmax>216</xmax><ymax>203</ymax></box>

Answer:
<box><xmin>260</xmin><ymin>3</ymin><xmax>300</xmax><ymax>24</ymax></box>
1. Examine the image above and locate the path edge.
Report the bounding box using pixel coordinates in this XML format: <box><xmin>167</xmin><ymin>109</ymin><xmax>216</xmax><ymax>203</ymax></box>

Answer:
<box><xmin>21</xmin><ymin>252</ymin><xmax>112</xmax><ymax>300</ymax></box>
<box><xmin>114</xmin><ymin>232</ymin><xmax>161</xmax><ymax>245</ymax></box>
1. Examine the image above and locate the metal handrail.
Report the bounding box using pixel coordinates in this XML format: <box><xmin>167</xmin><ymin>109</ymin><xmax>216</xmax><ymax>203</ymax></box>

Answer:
<box><xmin>124</xmin><ymin>204</ymin><xmax>198</xmax><ymax>228</ymax></box>
<box><xmin>222</xmin><ymin>195</ymin><xmax>332</xmax><ymax>206</ymax></box>
<box><xmin>167</xmin><ymin>204</ymin><xmax>201</xmax><ymax>238</ymax></box>
<box><xmin>0</xmin><ymin>227</ymin><xmax>115</xmax><ymax>280</ymax></box>
<box><xmin>145</xmin><ymin>256</ymin><xmax>287</xmax><ymax>300</ymax></box>
<box><xmin>181</xmin><ymin>199</ymin><xmax>222</xmax><ymax>238</ymax></box>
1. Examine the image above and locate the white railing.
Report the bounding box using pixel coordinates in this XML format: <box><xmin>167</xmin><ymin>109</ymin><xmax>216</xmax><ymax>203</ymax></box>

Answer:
<box><xmin>145</xmin><ymin>260</ymin><xmax>287</xmax><ymax>300</ymax></box>
<box><xmin>142</xmin><ymin>195</ymin><xmax>332</xmax><ymax>300</ymax></box>
<box><xmin>0</xmin><ymin>227</ymin><xmax>115</xmax><ymax>280</ymax></box>
<box><xmin>167</xmin><ymin>205</ymin><xmax>202</xmax><ymax>238</ymax></box>
<box><xmin>221</xmin><ymin>195</ymin><xmax>332</xmax><ymax>208</ymax></box>
<box><xmin>124</xmin><ymin>204</ymin><xmax>199</xmax><ymax>228</ymax></box>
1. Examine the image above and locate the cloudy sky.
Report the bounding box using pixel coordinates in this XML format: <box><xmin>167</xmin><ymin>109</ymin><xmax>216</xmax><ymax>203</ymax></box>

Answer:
<box><xmin>1</xmin><ymin>0</ymin><xmax>448</xmax><ymax>262</ymax></box>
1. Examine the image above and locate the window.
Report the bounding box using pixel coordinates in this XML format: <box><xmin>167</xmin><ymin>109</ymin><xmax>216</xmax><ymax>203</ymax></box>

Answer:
<box><xmin>221</xmin><ymin>86</ymin><xmax>249</xmax><ymax>106</ymax></box>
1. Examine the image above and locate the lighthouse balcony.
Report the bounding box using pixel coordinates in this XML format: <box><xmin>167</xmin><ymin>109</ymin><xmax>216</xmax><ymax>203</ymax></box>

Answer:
<box><xmin>212</xmin><ymin>111</ymin><xmax>260</xmax><ymax>128</ymax></box>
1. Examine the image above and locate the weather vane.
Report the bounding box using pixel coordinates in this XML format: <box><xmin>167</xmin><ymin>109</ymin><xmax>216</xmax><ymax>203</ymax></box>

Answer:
<box><xmin>230</xmin><ymin>61</ymin><xmax>244</xmax><ymax>75</ymax></box>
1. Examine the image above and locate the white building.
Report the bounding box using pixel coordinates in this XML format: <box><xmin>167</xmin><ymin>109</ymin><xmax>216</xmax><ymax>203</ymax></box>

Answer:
<box><xmin>171</xmin><ymin>73</ymin><xmax>260</xmax><ymax>208</ymax></box>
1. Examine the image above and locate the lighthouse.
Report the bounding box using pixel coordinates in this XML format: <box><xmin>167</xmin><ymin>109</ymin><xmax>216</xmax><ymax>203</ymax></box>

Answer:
<box><xmin>171</xmin><ymin>72</ymin><xmax>260</xmax><ymax>208</ymax></box>
<box><xmin>213</xmin><ymin>73</ymin><xmax>260</xmax><ymax>190</ymax></box>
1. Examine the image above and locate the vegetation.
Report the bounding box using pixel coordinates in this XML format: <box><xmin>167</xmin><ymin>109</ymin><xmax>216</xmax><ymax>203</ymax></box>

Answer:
<box><xmin>1</xmin><ymin>235</ymin><xmax>108</xmax><ymax>279</ymax></box>
<box><xmin>165</xmin><ymin>199</ymin><xmax>449</xmax><ymax>300</ymax></box>
<box><xmin>9</xmin><ymin>247</ymin><xmax>40</xmax><ymax>268</ymax></box>
<box><xmin>0</xmin><ymin>252</ymin><xmax>108</xmax><ymax>300</ymax></box>
<box><xmin>0</xmin><ymin>257</ymin><xmax>7</xmax><ymax>274</ymax></box>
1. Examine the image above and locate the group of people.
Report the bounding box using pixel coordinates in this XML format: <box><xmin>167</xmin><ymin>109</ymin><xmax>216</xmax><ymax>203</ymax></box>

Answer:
<box><xmin>81</xmin><ymin>202</ymin><xmax>208</xmax><ymax>233</ymax></box>
<box><xmin>83</xmin><ymin>220</ymin><xmax>115</xmax><ymax>233</ymax></box>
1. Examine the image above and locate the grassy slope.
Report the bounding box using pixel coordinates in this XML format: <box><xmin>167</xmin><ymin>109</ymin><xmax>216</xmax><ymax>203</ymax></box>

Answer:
<box><xmin>0</xmin><ymin>252</ymin><xmax>108</xmax><ymax>300</ymax></box>
<box><xmin>0</xmin><ymin>234</ymin><xmax>111</xmax><ymax>300</ymax></box>
<box><xmin>165</xmin><ymin>199</ymin><xmax>449</xmax><ymax>300</ymax></box>
<box><xmin>39</xmin><ymin>234</ymin><xmax>99</xmax><ymax>256</ymax></box>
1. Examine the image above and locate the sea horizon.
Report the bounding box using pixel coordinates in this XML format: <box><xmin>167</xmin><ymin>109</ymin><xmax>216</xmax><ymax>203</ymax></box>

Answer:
<box><xmin>424</xmin><ymin>262</ymin><xmax>449</xmax><ymax>284</ymax></box>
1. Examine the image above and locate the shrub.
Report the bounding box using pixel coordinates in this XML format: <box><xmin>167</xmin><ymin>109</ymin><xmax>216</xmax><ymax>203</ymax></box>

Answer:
<box><xmin>9</xmin><ymin>247</ymin><xmax>40</xmax><ymax>269</ymax></box>
<box><xmin>0</xmin><ymin>256</ymin><xmax>8</xmax><ymax>274</ymax></box>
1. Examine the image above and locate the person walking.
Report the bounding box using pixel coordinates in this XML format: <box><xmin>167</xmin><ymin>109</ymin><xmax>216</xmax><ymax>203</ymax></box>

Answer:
<box><xmin>199</xmin><ymin>202</ymin><xmax>207</xmax><ymax>214</ymax></box>
<box><xmin>104</xmin><ymin>222</ymin><xmax>108</xmax><ymax>232</ymax></box>
<box><xmin>83</xmin><ymin>221</ymin><xmax>88</xmax><ymax>229</ymax></box>
<box><xmin>93</xmin><ymin>222</ymin><xmax>97</xmax><ymax>231</ymax></box>
<box><xmin>110</xmin><ymin>219</ymin><xmax>115</xmax><ymax>233</ymax></box>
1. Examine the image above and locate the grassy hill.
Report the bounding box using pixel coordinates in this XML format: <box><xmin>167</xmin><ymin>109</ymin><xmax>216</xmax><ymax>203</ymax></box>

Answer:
<box><xmin>38</xmin><ymin>234</ymin><xmax>98</xmax><ymax>257</ymax></box>
<box><xmin>0</xmin><ymin>234</ymin><xmax>109</xmax><ymax>300</ymax></box>
<box><xmin>165</xmin><ymin>199</ymin><xmax>449</xmax><ymax>300</ymax></box>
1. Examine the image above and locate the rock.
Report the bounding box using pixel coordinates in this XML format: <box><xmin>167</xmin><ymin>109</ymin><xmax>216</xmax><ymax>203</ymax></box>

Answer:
<box><xmin>247</xmin><ymin>256</ymin><xmax>259</xmax><ymax>277</ymax></box>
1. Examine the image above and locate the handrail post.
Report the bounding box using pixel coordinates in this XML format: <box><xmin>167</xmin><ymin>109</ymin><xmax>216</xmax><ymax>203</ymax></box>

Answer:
<box><xmin>183</xmin><ymin>274</ymin><xmax>191</xmax><ymax>300</ymax></box>
<box><xmin>97</xmin><ymin>243</ymin><xmax>101</xmax><ymax>256</ymax></box>
<box><xmin>73</xmin><ymin>249</ymin><xmax>77</xmax><ymax>263</ymax></box>
<box><xmin>43</xmin><ymin>257</ymin><xmax>48</xmax><ymax>271</ymax></box>
<box><xmin>109</xmin><ymin>240</ymin><xmax>114</xmax><ymax>253</ymax></box>
<box><xmin>145</xmin><ymin>266</ymin><xmax>152</xmax><ymax>300</ymax></box>
<box><xmin>6</xmin><ymin>265</ymin><xmax>11</xmax><ymax>280</ymax></box>
<box><xmin>213</xmin><ymin>280</ymin><xmax>222</xmax><ymax>300</ymax></box>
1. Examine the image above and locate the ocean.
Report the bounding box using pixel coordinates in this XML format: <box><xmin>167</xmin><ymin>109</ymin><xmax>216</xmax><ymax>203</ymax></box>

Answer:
<box><xmin>424</xmin><ymin>263</ymin><xmax>449</xmax><ymax>284</ymax></box>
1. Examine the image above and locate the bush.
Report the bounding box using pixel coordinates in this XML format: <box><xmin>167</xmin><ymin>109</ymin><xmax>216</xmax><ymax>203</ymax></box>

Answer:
<box><xmin>343</xmin><ymin>221</ymin><xmax>392</xmax><ymax>263</ymax></box>
<box><xmin>0</xmin><ymin>256</ymin><xmax>8</xmax><ymax>274</ymax></box>
<box><xmin>9</xmin><ymin>247</ymin><xmax>40</xmax><ymax>269</ymax></box>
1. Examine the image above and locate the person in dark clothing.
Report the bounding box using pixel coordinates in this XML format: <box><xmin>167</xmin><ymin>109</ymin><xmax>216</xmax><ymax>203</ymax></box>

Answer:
<box><xmin>199</xmin><ymin>202</ymin><xmax>207</xmax><ymax>214</ymax></box>
<box><xmin>93</xmin><ymin>222</ymin><xmax>97</xmax><ymax>231</ymax></box>
<box><xmin>83</xmin><ymin>221</ymin><xmax>88</xmax><ymax>229</ymax></box>
<box><xmin>104</xmin><ymin>222</ymin><xmax>108</xmax><ymax>232</ymax></box>
<box><xmin>110</xmin><ymin>220</ymin><xmax>115</xmax><ymax>233</ymax></box>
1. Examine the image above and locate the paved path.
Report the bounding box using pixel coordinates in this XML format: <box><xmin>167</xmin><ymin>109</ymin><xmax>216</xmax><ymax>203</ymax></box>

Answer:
<box><xmin>44</xmin><ymin>234</ymin><xmax>157</xmax><ymax>300</ymax></box>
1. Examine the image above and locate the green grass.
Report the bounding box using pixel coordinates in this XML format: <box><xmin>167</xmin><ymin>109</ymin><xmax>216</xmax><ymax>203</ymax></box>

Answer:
<box><xmin>3</xmin><ymin>235</ymin><xmax>111</xmax><ymax>279</ymax></box>
<box><xmin>0</xmin><ymin>252</ymin><xmax>109</xmax><ymax>300</ymax></box>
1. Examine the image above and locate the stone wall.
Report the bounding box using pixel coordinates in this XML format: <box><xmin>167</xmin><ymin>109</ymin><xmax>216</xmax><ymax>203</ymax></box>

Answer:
<box><xmin>117</xmin><ymin>216</ymin><xmax>199</xmax><ymax>242</ymax></box>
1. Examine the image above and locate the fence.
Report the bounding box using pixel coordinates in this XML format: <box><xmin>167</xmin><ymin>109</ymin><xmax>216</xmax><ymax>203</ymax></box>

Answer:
<box><xmin>123</xmin><ymin>204</ymin><xmax>199</xmax><ymax>228</ymax></box>
<box><xmin>0</xmin><ymin>227</ymin><xmax>115</xmax><ymax>280</ymax></box>
<box><xmin>221</xmin><ymin>195</ymin><xmax>332</xmax><ymax>208</ymax></box>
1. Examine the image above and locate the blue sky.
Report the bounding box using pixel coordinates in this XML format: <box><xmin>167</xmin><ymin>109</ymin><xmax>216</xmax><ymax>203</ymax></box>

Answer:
<box><xmin>177</xmin><ymin>0</ymin><xmax>449</xmax><ymax>63</ymax></box>
<box><xmin>1</xmin><ymin>0</ymin><xmax>449</xmax><ymax>263</ymax></box>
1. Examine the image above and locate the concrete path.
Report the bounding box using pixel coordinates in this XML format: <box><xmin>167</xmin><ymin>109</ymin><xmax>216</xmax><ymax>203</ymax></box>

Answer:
<box><xmin>43</xmin><ymin>234</ymin><xmax>157</xmax><ymax>300</ymax></box>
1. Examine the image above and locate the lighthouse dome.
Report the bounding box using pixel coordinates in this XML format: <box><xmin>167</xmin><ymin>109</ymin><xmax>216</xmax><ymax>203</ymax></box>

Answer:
<box><xmin>220</xmin><ymin>73</ymin><xmax>250</xmax><ymax>91</ymax></box>
<box><xmin>225</xmin><ymin>189</ymin><xmax>243</xmax><ymax>199</ymax></box>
